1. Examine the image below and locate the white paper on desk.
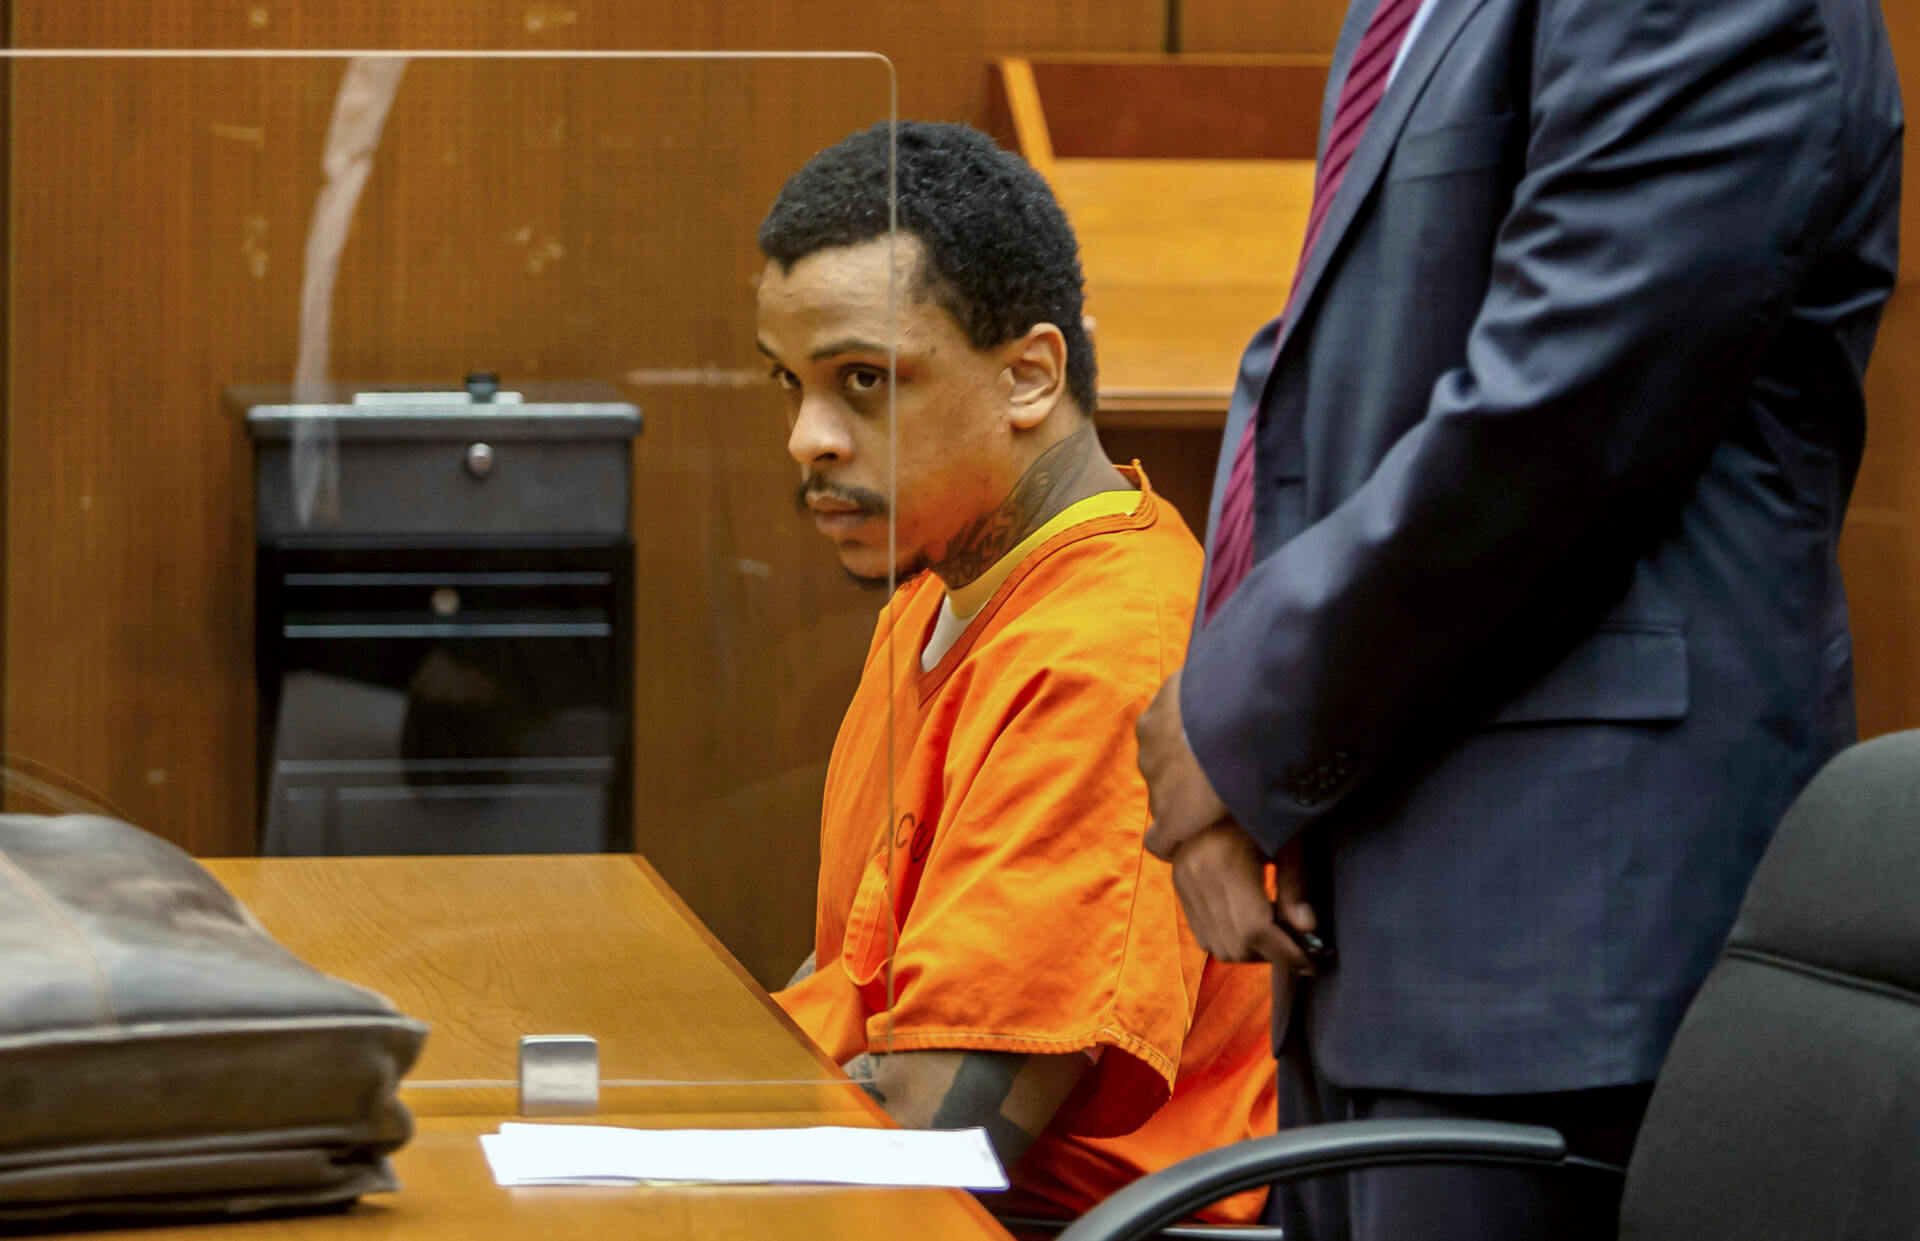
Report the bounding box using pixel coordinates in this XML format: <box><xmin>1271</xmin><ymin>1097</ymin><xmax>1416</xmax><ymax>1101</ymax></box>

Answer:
<box><xmin>480</xmin><ymin>1122</ymin><xmax>1009</xmax><ymax>1191</ymax></box>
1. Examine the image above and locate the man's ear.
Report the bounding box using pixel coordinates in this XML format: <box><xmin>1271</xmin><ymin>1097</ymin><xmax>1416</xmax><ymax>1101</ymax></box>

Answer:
<box><xmin>1004</xmin><ymin>323</ymin><xmax>1070</xmax><ymax>431</ymax></box>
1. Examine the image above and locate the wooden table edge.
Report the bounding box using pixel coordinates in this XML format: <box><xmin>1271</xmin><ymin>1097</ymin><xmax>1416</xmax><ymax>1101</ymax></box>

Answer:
<box><xmin>624</xmin><ymin>856</ymin><xmax>1017</xmax><ymax>1236</ymax></box>
<box><xmin>626</xmin><ymin>855</ymin><xmax>865</xmax><ymax>1102</ymax></box>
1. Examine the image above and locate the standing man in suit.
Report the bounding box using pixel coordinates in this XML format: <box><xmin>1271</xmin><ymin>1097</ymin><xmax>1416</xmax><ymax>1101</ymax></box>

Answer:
<box><xmin>1135</xmin><ymin>0</ymin><xmax>1903</xmax><ymax>1236</ymax></box>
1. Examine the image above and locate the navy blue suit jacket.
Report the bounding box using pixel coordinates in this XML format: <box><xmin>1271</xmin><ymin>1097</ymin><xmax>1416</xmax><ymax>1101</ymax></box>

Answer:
<box><xmin>1181</xmin><ymin>0</ymin><xmax>1903</xmax><ymax>1092</ymax></box>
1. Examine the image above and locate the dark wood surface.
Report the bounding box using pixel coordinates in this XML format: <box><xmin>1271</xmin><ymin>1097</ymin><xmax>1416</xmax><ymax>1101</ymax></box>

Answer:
<box><xmin>1179</xmin><ymin>0</ymin><xmax>1349</xmax><ymax>55</ymax></box>
<box><xmin>990</xmin><ymin>55</ymin><xmax>1329</xmax><ymax>160</ymax></box>
<box><xmin>1840</xmin><ymin>0</ymin><xmax>1920</xmax><ymax>738</ymax></box>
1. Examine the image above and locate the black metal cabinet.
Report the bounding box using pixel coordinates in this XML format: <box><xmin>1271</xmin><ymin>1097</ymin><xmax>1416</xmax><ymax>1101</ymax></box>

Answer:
<box><xmin>236</xmin><ymin>381</ymin><xmax>641</xmax><ymax>856</ymax></box>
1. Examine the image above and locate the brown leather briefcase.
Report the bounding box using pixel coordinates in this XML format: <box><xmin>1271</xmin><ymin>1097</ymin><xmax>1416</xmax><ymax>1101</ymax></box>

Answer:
<box><xmin>0</xmin><ymin>814</ymin><xmax>427</xmax><ymax>1225</ymax></box>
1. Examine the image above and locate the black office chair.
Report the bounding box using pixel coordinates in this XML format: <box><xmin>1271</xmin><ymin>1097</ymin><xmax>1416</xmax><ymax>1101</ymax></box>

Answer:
<box><xmin>1060</xmin><ymin>729</ymin><xmax>1920</xmax><ymax>1241</ymax></box>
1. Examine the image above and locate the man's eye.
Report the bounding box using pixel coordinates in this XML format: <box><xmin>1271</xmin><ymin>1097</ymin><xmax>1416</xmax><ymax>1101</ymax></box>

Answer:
<box><xmin>770</xmin><ymin>365</ymin><xmax>799</xmax><ymax>391</ymax></box>
<box><xmin>844</xmin><ymin>367</ymin><xmax>887</xmax><ymax>393</ymax></box>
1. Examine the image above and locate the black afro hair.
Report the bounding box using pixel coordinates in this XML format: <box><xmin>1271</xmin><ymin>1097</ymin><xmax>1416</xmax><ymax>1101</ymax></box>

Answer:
<box><xmin>757</xmin><ymin>120</ymin><xmax>1097</xmax><ymax>414</ymax></box>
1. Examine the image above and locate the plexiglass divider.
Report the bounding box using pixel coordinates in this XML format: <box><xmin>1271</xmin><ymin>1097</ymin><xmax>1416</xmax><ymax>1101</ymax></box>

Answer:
<box><xmin>1</xmin><ymin>50</ymin><xmax>911</xmax><ymax>1114</ymax></box>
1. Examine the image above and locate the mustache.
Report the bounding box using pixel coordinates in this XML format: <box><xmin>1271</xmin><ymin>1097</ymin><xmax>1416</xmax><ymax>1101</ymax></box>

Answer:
<box><xmin>794</xmin><ymin>475</ymin><xmax>890</xmax><ymax>517</ymax></box>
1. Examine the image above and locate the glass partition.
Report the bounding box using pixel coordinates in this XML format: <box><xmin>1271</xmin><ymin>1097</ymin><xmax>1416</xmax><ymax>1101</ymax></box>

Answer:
<box><xmin>1</xmin><ymin>50</ymin><xmax>914</xmax><ymax>1111</ymax></box>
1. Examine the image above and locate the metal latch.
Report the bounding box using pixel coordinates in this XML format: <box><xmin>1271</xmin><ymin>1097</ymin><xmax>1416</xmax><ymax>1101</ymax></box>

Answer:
<box><xmin>518</xmin><ymin>1034</ymin><xmax>600</xmax><ymax>1116</ymax></box>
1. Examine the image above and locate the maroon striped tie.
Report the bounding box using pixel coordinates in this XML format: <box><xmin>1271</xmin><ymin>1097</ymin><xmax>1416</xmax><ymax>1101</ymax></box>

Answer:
<box><xmin>1202</xmin><ymin>0</ymin><xmax>1424</xmax><ymax>624</ymax></box>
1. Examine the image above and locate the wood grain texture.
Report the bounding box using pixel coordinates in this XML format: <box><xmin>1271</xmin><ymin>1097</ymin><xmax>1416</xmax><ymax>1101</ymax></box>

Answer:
<box><xmin>1885</xmin><ymin>4</ymin><xmax>1919</xmax><ymax>291</ymax></box>
<box><xmin>1058</xmin><ymin>158</ymin><xmax>1315</xmax><ymax>403</ymax></box>
<box><xmin>3</xmin><ymin>0</ymin><xmax>1166</xmax><ymax>990</ymax></box>
<box><xmin>989</xmin><ymin>59</ymin><xmax>1322</xmax><ymax>533</ymax></box>
<box><xmin>1001</xmin><ymin>56</ymin><xmax>1329</xmax><ymax>160</ymax></box>
<box><xmin>204</xmin><ymin>854</ymin><xmax>837</xmax><ymax>1088</ymax></box>
<box><xmin>2</xmin><ymin>53</ymin><xmax>888</xmax><ymax>921</ymax></box>
<box><xmin>12</xmin><ymin>1</ymin><xmax>1165</xmax><ymax>130</ymax></box>
<box><xmin>1840</xmin><ymin>3</ymin><xmax>1920</xmax><ymax>742</ymax></box>
<box><xmin>110</xmin><ymin>856</ymin><xmax>1014</xmax><ymax>1241</ymax></box>
<box><xmin>1180</xmin><ymin>0</ymin><xmax>1350</xmax><ymax>55</ymax></box>
<box><xmin>1845</xmin><ymin>296</ymin><xmax>1920</xmax><ymax>741</ymax></box>
<box><xmin>991</xmin><ymin>59</ymin><xmax>1057</xmax><ymax>175</ymax></box>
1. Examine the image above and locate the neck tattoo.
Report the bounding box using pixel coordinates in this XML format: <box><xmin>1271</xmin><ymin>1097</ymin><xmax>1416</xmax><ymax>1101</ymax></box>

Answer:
<box><xmin>935</xmin><ymin>424</ymin><xmax>1100</xmax><ymax>591</ymax></box>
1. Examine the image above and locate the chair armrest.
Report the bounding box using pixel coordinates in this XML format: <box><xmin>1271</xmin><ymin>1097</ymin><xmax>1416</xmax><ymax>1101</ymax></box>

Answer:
<box><xmin>995</xmin><ymin>1213</ymin><xmax>1284</xmax><ymax>1240</ymax></box>
<box><xmin>1058</xmin><ymin>1119</ymin><xmax>1611</xmax><ymax>1241</ymax></box>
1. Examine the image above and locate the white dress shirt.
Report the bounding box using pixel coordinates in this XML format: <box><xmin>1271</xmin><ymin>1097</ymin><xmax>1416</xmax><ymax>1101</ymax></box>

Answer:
<box><xmin>1389</xmin><ymin>0</ymin><xmax>1444</xmax><ymax>88</ymax></box>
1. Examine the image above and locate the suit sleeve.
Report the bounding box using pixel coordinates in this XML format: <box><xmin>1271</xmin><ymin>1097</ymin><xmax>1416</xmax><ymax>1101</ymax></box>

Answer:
<box><xmin>1181</xmin><ymin>0</ymin><xmax>1847</xmax><ymax>852</ymax></box>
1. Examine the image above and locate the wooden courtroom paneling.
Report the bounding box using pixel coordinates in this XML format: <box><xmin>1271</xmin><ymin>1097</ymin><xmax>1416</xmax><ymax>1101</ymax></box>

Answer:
<box><xmin>989</xmin><ymin>55</ymin><xmax>1329</xmax><ymax>160</ymax></box>
<box><xmin>1180</xmin><ymin>0</ymin><xmax>1349</xmax><ymax>55</ymax></box>
<box><xmin>12</xmin><ymin>2</ymin><xmax>1164</xmax><ymax>123</ymax></box>
<box><xmin>1054</xmin><ymin>156</ymin><xmax>1316</xmax><ymax>402</ymax></box>
<box><xmin>986</xmin><ymin>55</ymin><xmax>1326</xmax><ymax>532</ymax></box>
<box><xmin>3</xmin><ymin>1</ymin><xmax>1164</xmax><ymax>990</ymax></box>
<box><xmin>1840</xmin><ymin>2</ymin><xmax>1920</xmax><ymax>742</ymax></box>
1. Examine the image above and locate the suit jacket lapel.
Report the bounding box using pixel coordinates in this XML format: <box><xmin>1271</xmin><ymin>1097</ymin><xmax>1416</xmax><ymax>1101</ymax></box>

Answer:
<box><xmin>1320</xmin><ymin>0</ymin><xmax>1384</xmax><ymax>152</ymax></box>
<box><xmin>1206</xmin><ymin>0</ymin><xmax>1497</xmax><ymax>583</ymax></box>
<box><xmin>1201</xmin><ymin>314</ymin><xmax>1286</xmax><ymax>554</ymax></box>
<box><xmin>1277</xmin><ymin>0</ymin><xmax>1500</xmax><ymax>358</ymax></box>
<box><xmin>1217</xmin><ymin>0</ymin><xmax>1380</xmax><ymax>531</ymax></box>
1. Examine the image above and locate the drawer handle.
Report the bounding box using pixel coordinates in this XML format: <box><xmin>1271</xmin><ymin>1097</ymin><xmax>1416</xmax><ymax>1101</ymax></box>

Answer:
<box><xmin>465</xmin><ymin>442</ymin><xmax>496</xmax><ymax>479</ymax></box>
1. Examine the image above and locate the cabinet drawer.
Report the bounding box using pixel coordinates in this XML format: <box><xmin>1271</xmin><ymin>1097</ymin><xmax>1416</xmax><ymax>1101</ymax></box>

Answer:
<box><xmin>255</xmin><ymin>438</ymin><xmax>631</xmax><ymax>537</ymax></box>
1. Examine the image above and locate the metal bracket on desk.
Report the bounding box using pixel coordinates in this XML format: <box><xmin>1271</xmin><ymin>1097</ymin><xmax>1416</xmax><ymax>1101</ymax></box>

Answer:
<box><xmin>518</xmin><ymin>1035</ymin><xmax>600</xmax><ymax>1116</ymax></box>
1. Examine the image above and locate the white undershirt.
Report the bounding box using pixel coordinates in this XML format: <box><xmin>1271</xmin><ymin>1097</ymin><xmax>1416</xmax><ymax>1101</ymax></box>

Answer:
<box><xmin>921</xmin><ymin>595</ymin><xmax>975</xmax><ymax>672</ymax></box>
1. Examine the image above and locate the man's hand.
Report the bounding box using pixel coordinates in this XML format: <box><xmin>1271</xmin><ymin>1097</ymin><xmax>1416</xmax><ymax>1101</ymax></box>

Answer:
<box><xmin>1168</xmin><ymin>822</ymin><xmax>1318</xmax><ymax>971</ymax></box>
<box><xmin>1139</xmin><ymin>669</ymin><xmax>1231</xmax><ymax>860</ymax></box>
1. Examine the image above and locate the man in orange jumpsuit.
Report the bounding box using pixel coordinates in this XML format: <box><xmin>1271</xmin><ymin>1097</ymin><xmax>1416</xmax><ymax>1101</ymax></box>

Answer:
<box><xmin>757</xmin><ymin>121</ymin><xmax>1276</xmax><ymax>1224</ymax></box>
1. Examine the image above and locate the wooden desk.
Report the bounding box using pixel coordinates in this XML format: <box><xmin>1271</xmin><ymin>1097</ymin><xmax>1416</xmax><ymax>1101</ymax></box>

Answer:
<box><xmin>82</xmin><ymin>855</ymin><xmax>1011</xmax><ymax>1241</ymax></box>
<box><xmin>987</xmin><ymin>57</ymin><xmax>1323</xmax><ymax>531</ymax></box>
<box><xmin>1055</xmin><ymin>157</ymin><xmax>1316</xmax><ymax>419</ymax></box>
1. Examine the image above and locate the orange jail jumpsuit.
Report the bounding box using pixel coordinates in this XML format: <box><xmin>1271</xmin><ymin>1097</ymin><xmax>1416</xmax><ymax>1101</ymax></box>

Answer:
<box><xmin>775</xmin><ymin>467</ymin><xmax>1278</xmax><ymax>1223</ymax></box>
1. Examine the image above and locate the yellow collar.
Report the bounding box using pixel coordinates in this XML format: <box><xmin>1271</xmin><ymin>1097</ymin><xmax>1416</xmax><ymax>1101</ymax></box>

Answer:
<box><xmin>945</xmin><ymin>475</ymin><xmax>1143</xmax><ymax>620</ymax></box>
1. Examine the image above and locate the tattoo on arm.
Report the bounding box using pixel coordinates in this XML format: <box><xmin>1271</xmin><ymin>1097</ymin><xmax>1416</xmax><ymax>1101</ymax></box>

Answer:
<box><xmin>930</xmin><ymin>1052</ymin><xmax>1036</xmax><ymax>1165</ymax></box>
<box><xmin>841</xmin><ymin>1049</ymin><xmax>1089</xmax><ymax>1168</ymax></box>
<box><xmin>843</xmin><ymin>1052</ymin><xmax>887</xmax><ymax>1107</ymax></box>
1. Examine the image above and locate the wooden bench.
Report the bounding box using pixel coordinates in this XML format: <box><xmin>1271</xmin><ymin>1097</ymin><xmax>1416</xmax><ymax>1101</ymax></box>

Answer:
<box><xmin>986</xmin><ymin>55</ymin><xmax>1329</xmax><ymax>525</ymax></box>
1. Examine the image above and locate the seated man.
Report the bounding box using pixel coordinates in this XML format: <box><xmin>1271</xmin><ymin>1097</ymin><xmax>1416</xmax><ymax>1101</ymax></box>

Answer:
<box><xmin>759</xmin><ymin>121</ymin><xmax>1276</xmax><ymax>1224</ymax></box>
